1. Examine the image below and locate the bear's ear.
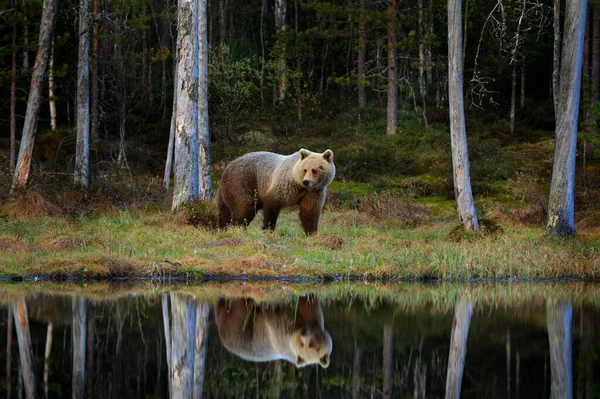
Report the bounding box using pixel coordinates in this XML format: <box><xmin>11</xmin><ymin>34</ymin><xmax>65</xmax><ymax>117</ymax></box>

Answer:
<box><xmin>296</xmin><ymin>355</ymin><xmax>306</xmax><ymax>367</ymax></box>
<box><xmin>299</xmin><ymin>149</ymin><xmax>311</xmax><ymax>160</ymax></box>
<box><xmin>323</xmin><ymin>149</ymin><xmax>333</xmax><ymax>163</ymax></box>
<box><xmin>319</xmin><ymin>354</ymin><xmax>330</xmax><ymax>368</ymax></box>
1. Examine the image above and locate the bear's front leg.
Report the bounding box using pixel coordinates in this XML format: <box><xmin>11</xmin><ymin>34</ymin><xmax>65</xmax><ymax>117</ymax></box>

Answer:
<box><xmin>262</xmin><ymin>206</ymin><xmax>281</xmax><ymax>231</ymax></box>
<box><xmin>298</xmin><ymin>192</ymin><xmax>325</xmax><ymax>235</ymax></box>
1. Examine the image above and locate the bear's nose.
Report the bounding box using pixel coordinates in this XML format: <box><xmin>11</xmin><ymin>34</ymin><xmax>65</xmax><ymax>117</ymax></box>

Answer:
<box><xmin>302</xmin><ymin>180</ymin><xmax>310</xmax><ymax>187</ymax></box>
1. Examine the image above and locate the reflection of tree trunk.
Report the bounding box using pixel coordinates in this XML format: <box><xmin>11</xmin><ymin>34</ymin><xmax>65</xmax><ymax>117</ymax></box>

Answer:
<box><xmin>72</xmin><ymin>296</ymin><xmax>87</xmax><ymax>399</ymax></box>
<box><xmin>272</xmin><ymin>362</ymin><xmax>283</xmax><ymax>398</ymax></box>
<box><xmin>547</xmin><ymin>300</ymin><xmax>573</xmax><ymax>399</ymax></box>
<box><xmin>162</xmin><ymin>294</ymin><xmax>172</xmax><ymax>398</ymax></box>
<box><xmin>12</xmin><ymin>298</ymin><xmax>37</xmax><ymax>398</ymax></box>
<box><xmin>170</xmin><ymin>294</ymin><xmax>197</xmax><ymax>398</ymax></box>
<box><xmin>86</xmin><ymin>305</ymin><xmax>95</xmax><ymax>399</ymax></box>
<box><xmin>445</xmin><ymin>297</ymin><xmax>473</xmax><ymax>399</ymax></box>
<box><xmin>44</xmin><ymin>322</ymin><xmax>53</xmax><ymax>398</ymax></box>
<box><xmin>383</xmin><ymin>324</ymin><xmax>393</xmax><ymax>399</ymax></box>
<box><xmin>516</xmin><ymin>351</ymin><xmax>520</xmax><ymax>399</ymax></box>
<box><xmin>506</xmin><ymin>328</ymin><xmax>511</xmax><ymax>399</ymax></box>
<box><xmin>193</xmin><ymin>302</ymin><xmax>209</xmax><ymax>399</ymax></box>
<box><xmin>352</xmin><ymin>345</ymin><xmax>361</xmax><ymax>399</ymax></box>
<box><xmin>7</xmin><ymin>308</ymin><xmax>13</xmax><ymax>398</ymax></box>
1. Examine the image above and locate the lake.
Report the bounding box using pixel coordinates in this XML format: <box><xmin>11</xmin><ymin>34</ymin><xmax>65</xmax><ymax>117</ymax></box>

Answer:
<box><xmin>0</xmin><ymin>281</ymin><xmax>597</xmax><ymax>398</ymax></box>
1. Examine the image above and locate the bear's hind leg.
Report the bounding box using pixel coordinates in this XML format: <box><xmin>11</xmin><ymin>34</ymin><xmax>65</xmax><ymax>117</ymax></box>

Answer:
<box><xmin>217</xmin><ymin>196</ymin><xmax>232</xmax><ymax>229</ymax></box>
<box><xmin>231</xmin><ymin>208</ymin><xmax>258</xmax><ymax>227</ymax></box>
<box><xmin>262</xmin><ymin>206</ymin><xmax>281</xmax><ymax>231</ymax></box>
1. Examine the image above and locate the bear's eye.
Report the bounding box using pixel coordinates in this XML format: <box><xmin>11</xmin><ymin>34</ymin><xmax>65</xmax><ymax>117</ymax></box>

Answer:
<box><xmin>303</xmin><ymin>169</ymin><xmax>307</xmax><ymax>173</ymax></box>
<box><xmin>312</xmin><ymin>169</ymin><xmax>318</xmax><ymax>174</ymax></box>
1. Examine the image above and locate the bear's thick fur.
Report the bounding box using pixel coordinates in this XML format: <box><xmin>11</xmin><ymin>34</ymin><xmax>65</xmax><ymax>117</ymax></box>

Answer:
<box><xmin>217</xmin><ymin>149</ymin><xmax>335</xmax><ymax>234</ymax></box>
<box><xmin>215</xmin><ymin>296</ymin><xmax>332</xmax><ymax>368</ymax></box>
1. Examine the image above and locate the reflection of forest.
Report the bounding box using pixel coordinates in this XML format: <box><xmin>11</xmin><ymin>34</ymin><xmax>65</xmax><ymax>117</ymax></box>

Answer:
<box><xmin>0</xmin><ymin>292</ymin><xmax>598</xmax><ymax>398</ymax></box>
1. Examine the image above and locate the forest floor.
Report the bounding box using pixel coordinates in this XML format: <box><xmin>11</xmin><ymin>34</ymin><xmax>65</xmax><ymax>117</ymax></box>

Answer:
<box><xmin>1</xmin><ymin>107</ymin><xmax>599</xmax><ymax>281</ymax></box>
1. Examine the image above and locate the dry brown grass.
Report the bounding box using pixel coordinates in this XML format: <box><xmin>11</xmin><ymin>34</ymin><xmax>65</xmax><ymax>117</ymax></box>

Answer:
<box><xmin>0</xmin><ymin>236</ymin><xmax>28</xmax><ymax>253</ymax></box>
<box><xmin>309</xmin><ymin>234</ymin><xmax>346</xmax><ymax>250</ymax></box>
<box><xmin>1</xmin><ymin>192</ymin><xmax>62</xmax><ymax>219</ymax></box>
<box><xmin>39</xmin><ymin>235</ymin><xmax>79</xmax><ymax>251</ymax></box>
<box><xmin>357</xmin><ymin>193</ymin><xmax>431</xmax><ymax>225</ymax></box>
<box><xmin>199</xmin><ymin>238</ymin><xmax>245</xmax><ymax>248</ymax></box>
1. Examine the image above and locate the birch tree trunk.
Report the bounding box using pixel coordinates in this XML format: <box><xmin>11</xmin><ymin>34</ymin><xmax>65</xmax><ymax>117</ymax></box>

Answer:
<box><xmin>520</xmin><ymin>64</ymin><xmax>526</xmax><ymax>109</ymax></box>
<box><xmin>72</xmin><ymin>296</ymin><xmax>87</xmax><ymax>399</ymax></box>
<box><xmin>275</xmin><ymin>0</ymin><xmax>287</xmax><ymax>101</ymax></box>
<box><xmin>75</xmin><ymin>0</ymin><xmax>92</xmax><ymax>188</ymax></box>
<box><xmin>510</xmin><ymin>0</ymin><xmax>526</xmax><ymax>137</ymax></box>
<box><xmin>418</xmin><ymin>0</ymin><xmax>428</xmax><ymax>128</ymax></box>
<box><xmin>12</xmin><ymin>298</ymin><xmax>37</xmax><ymax>399</ymax></box>
<box><xmin>172</xmin><ymin>0</ymin><xmax>200</xmax><ymax>211</ymax></box>
<box><xmin>553</xmin><ymin>0</ymin><xmax>561</xmax><ymax>116</ymax></box>
<box><xmin>198</xmin><ymin>0</ymin><xmax>212</xmax><ymax>200</ymax></box>
<box><xmin>170</xmin><ymin>294</ymin><xmax>197</xmax><ymax>399</ymax></box>
<box><xmin>445</xmin><ymin>297</ymin><xmax>473</xmax><ymax>399</ymax></box>
<box><xmin>44</xmin><ymin>322</ymin><xmax>53</xmax><ymax>398</ymax></box>
<box><xmin>7</xmin><ymin>308</ymin><xmax>13</xmax><ymax>399</ymax></box>
<box><xmin>592</xmin><ymin>7</ymin><xmax>600</xmax><ymax>105</ymax></box>
<box><xmin>386</xmin><ymin>0</ymin><xmax>398</xmax><ymax>137</ymax></box>
<box><xmin>10</xmin><ymin>0</ymin><xmax>58</xmax><ymax>193</ymax></box>
<box><xmin>447</xmin><ymin>0</ymin><xmax>479</xmax><ymax>232</ymax></box>
<box><xmin>547</xmin><ymin>300</ymin><xmax>573</xmax><ymax>399</ymax></box>
<box><xmin>49</xmin><ymin>38</ymin><xmax>57</xmax><ymax>131</ymax></box>
<box><xmin>162</xmin><ymin>294</ymin><xmax>172</xmax><ymax>398</ymax></box>
<box><xmin>10</xmin><ymin>0</ymin><xmax>17</xmax><ymax>174</ymax></box>
<box><xmin>382</xmin><ymin>324</ymin><xmax>393</xmax><ymax>399</ymax></box>
<box><xmin>193</xmin><ymin>302</ymin><xmax>209</xmax><ymax>399</ymax></box>
<box><xmin>546</xmin><ymin>0</ymin><xmax>587</xmax><ymax>237</ymax></box>
<box><xmin>357</xmin><ymin>0</ymin><xmax>366</xmax><ymax>109</ymax></box>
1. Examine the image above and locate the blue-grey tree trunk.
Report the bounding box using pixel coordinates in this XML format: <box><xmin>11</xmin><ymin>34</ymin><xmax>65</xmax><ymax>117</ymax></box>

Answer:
<box><xmin>445</xmin><ymin>297</ymin><xmax>473</xmax><ymax>399</ymax></box>
<box><xmin>75</xmin><ymin>0</ymin><xmax>91</xmax><ymax>188</ymax></box>
<box><xmin>547</xmin><ymin>299</ymin><xmax>573</xmax><ymax>399</ymax></box>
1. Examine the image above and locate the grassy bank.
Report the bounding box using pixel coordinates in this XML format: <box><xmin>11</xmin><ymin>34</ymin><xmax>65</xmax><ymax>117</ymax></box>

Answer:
<box><xmin>0</xmin><ymin>199</ymin><xmax>599</xmax><ymax>280</ymax></box>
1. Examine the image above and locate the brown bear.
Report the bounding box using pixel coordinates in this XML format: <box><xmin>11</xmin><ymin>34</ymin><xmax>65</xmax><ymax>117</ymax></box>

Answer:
<box><xmin>215</xmin><ymin>296</ymin><xmax>332</xmax><ymax>368</ymax></box>
<box><xmin>217</xmin><ymin>149</ymin><xmax>335</xmax><ymax>235</ymax></box>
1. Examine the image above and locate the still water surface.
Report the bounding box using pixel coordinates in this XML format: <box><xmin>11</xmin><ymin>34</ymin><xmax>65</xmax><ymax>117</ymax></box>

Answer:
<box><xmin>0</xmin><ymin>282</ymin><xmax>597</xmax><ymax>398</ymax></box>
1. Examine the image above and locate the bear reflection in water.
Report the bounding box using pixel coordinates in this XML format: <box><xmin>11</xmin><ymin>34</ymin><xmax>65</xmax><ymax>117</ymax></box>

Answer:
<box><xmin>216</xmin><ymin>295</ymin><xmax>332</xmax><ymax>368</ymax></box>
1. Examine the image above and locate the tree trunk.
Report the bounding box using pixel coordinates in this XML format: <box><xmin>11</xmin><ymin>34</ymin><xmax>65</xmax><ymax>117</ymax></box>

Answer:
<box><xmin>49</xmin><ymin>38</ymin><xmax>57</xmax><ymax>131</ymax></box>
<box><xmin>352</xmin><ymin>345</ymin><xmax>361</xmax><ymax>399</ymax></box>
<box><xmin>382</xmin><ymin>324</ymin><xmax>393</xmax><ymax>399</ymax></box>
<box><xmin>23</xmin><ymin>0</ymin><xmax>29</xmax><ymax>70</ymax></box>
<box><xmin>12</xmin><ymin>298</ymin><xmax>37</xmax><ymax>399</ymax></box>
<box><xmin>164</xmin><ymin>104</ymin><xmax>176</xmax><ymax>192</ymax></box>
<box><xmin>10</xmin><ymin>0</ymin><xmax>17</xmax><ymax>174</ymax></box>
<box><xmin>44</xmin><ymin>322</ymin><xmax>53</xmax><ymax>398</ymax></box>
<box><xmin>357</xmin><ymin>0</ymin><xmax>366</xmax><ymax>109</ymax></box>
<box><xmin>275</xmin><ymin>0</ymin><xmax>287</xmax><ymax>101</ymax></box>
<box><xmin>162</xmin><ymin>294</ymin><xmax>172</xmax><ymax>398</ymax></box>
<box><xmin>170</xmin><ymin>294</ymin><xmax>197</xmax><ymax>399</ymax></box>
<box><xmin>547</xmin><ymin>300</ymin><xmax>573</xmax><ymax>399</ymax></box>
<box><xmin>445</xmin><ymin>297</ymin><xmax>473</xmax><ymax>399</ymax></box>
<box><xmin>386</xmin><ymin>0</ymin><xmax>398</xmax><ymax>137</ymax></box>
<box><xmin>75</xmin><ymin>0</ymin><xmax>91</xmax><ymax>188</ymax></box>
<box><xmin>592</xmin><ymin>7</ymin><xmax>600</xmax><ymax>105</ymax></box>
<box><xmin>447</xmin><ymin>0</ymin><xmax>479</xmax><ymax>232</ymax></box>
<box><xmin>7</xmin><ymin>308</ymin><xmax>13</xmax><ymax>399</ymax></box>
<box><xmin>198</xmin><ymin>0</ymin><xmax>212</xmax><ymax>200</ymax></box>
<box><xmin>193</xmin><ymin>302</ymin><xmax>209</xmax><ymax>399</ymax></box>
<box><xmin>172</xmin><ymin>0</ymin><xmax>200</xmax><ymax>211</ymax></box>
<box><xmin>72</xmin><ymin>296</ymin><xmax>87</xmax><ymax>399</ymax></box>
<box><xmin>546</xmin><ymin>0</ymin><xmax>587</xmax><ymax>237</ymax></box>
<box><xmin>553</xmin><ymin>0</ymin><xmax>561</xmax><ymax>116</ymax></box>
<box><xmin>91</xmin><ymin>0</ymin><xmax>99</xmax><ymax>145</ymax></box>
<box><xmin>10</xmin><ymin>0</ymin><xmax>58</xmax><ymax>193</ymax></box>
<box><xmin>510</xmin><ymin>62</ymin><xmax>517</xmax><ymax>135</ymax></box>
<box><xmin>418</xmin><ymin>0</ymin><xmax>428</xmax><ymax>127</ymax></box>
<box><xmin>218</xmin><ymin>0</ymin><xmax>228</xmax><ymax>46</ymax></box>
<box><xmin>506</xmin><ymin>329</ymin><xmax>511</xmax><ymax>398</ymax></box>
<box><xmin>86</xmin><ymin>305</ymin><xmax>95</xmax><ymax>399</ymax></box>
<box><xmin>259</xmin><ymin>0</ymin><xmax>266</xmax><ymax>108</ymax></box>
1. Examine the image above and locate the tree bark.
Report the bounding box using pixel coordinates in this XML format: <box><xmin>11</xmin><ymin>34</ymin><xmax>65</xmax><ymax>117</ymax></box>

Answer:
<box><xmin>386</xmin><ymin>0</ymin><xmax>398</xmax><ymax>137</ymax></box>
<box><xmin>49</xmin><ymin>38</ymin><xmax>57</xmax><ymax>131</ymax></box>
<box><xmin>553</xmin><ymin>0</ymin><xmax>561</xmax><ymax>116</ymax></box>
<box><xmin>75</xmin><ymin>0</ymin><xmax>92</xmax><ymax>188</ymax></box>
<box><xmin>275</xmin><ymin>0</ymin><xmax>287</xmax><ymax>101</ymax></box>
<box><xmin>546</xmin><ymin>0</ymin><xmax>587</xmax><ymax>237</ymax></box>
<box><xmin>72</xmin><ymin>296</ymin><xmax>87</xmax><ymax>399</ymax></box>
<box><xmin>193</xmin><ymin>302</ymin><xmax>209</xmax><ymax>399</ymax></box>
<box><xmin>357</xmin><ymin>0</ymin><xmax>366</xmax><ymax>109</ymax></box>
<box><xmin>445</xmin><ymin>297</ymin><xmax>473</xmax><ymax>399</ymax></box>
<box><xmin>547</xmin><ymin>300</ymin><xmax>573</xmax><ymax>399</ymax></box>
<box><xmin>12</xmin><ymin>298</ymin><xmax>37</xmax><ymax>399</ymax></box>
<box><xmin>447</xmin><ymin>0</ymin><xmax>479</xmax><ymax>232</ymax></box>
<box><xmin>382</xmin><ymin>324</ymin><xmax>393</xmax><ymax>399</ymax></box>
<box><xmin>520</xmin><ymin>64</ymin><xmax>526</xmax><ymax>109</ymax></box>
<box><xmin>418</xmin><ymin>0</ymin><xmax>428</xmax><ymax>127</ymax></box>
<box><xmin>10</xmin><ymin>0</ymin><xmax>18</xmax><ymax>174</ymax></box>
<box><xmin>510</xmin><ymin>0</ymin><xmax>526</xmax><ymax>137</ymax></box>
<box><xmin>198</xmin><ymin>0</ymin><xmax>212</xmax><ymax>200</ymax></box>
<box><xmin>170</xmin><ymin>294</ymin><xmax>197</xmax><ymax>399</ymax></box>
<box><xmin>172</xmin><ymin>0</ymin><xmax>200</xmax><ymax>211</ymax></box>
<box><xmin>592</xmin><ymin>7</ymin><xmax>600</xmax><ymax>105</ymax></box>
<box><xmin>10</xmin><ymin>0</ymin><xmax>57</xmax><ymax>193</ymax></box>
<box><xmin>218</xmin><ymin>0</ymin><xmax>228</xmax><ymax>46</ymax></box>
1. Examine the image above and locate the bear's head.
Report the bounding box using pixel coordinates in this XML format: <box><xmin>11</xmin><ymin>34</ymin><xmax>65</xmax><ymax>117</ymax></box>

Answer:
<box><xmin>293</xmin><ymin>149</ymin><xmax>336</xmax><ymax>190</ymax></box>
<box><xmin>290</xmin><ymin>326</ymin><xmax>332</xmax><ymax>368</ymax></box>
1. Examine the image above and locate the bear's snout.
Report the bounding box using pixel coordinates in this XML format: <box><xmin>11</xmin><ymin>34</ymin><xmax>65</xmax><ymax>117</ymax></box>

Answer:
<box><xmin>302</xmin><ymin>180</ymin><xmax>310</xmax><ymax>187</ymax></box>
